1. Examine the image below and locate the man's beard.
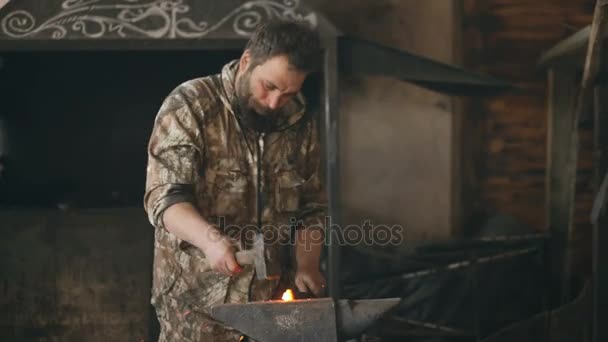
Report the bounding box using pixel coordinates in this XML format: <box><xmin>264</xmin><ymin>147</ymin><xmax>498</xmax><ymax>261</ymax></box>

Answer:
<box><xmin>235</xmin><ymin>70</ymin><xmax>279</xmax><ymax>133</ymax></box>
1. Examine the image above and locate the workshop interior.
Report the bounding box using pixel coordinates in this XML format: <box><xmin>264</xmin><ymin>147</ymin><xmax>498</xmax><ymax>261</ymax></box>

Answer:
<box><xmin>0</xmin><ymin>0</ymin><xmax>606</xmax><ymax>341</ymax></box>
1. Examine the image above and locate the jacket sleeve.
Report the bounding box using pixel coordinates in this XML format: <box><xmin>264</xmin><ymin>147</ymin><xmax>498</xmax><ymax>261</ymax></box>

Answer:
<box><xmin>297</xmin><ymin>116</ymin><xmax>328</xmax><ymax>231</ymax></box>
<box><xmin>144</xmin><ymin>85</ymin><xmax>205</xmax><ymax>229</ymax></box>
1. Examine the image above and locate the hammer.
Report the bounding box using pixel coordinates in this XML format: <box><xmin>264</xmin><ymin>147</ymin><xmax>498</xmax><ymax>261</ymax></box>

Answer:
<box><xmin>235</xmin><ymin>233</ymin><xmax>281</xmax><ymax>280</ymax></box>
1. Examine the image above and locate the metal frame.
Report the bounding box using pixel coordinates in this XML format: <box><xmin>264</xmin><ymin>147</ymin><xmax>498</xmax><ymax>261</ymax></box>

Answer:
<box><xmin>0</xmin><ymin>38</ymin><xmax>247</xmax><ymax>51</ymax></box>
<box><xmin>342</xmin><ymin>235</ymin><xmax>552</xmax><ymax>341</ymax></box>
<box><xmin>539</xmin><ymin>2</ymin><xmax>608</xmax><ymax>341</ymax></box>
<box><xmin>321</xmin><ymin>36</ymin><xmax>341</xmax><ymax>302</ymax></box>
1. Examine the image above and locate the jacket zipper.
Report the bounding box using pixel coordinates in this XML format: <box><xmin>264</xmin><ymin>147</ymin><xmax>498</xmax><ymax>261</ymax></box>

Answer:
<box><xmin>256</xmin><ymin>132</ymin><xmax>265</xmax><ymax>232</ymax></box>
<box><xmin>249</xmin><ymin>132</ymin><xmax>265</xmax><ymax>302</ymax></box>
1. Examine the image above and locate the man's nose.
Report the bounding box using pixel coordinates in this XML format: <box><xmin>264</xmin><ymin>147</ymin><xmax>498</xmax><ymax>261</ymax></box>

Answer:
<box><xmin>266</xmin><ymin>93</ymin><xmax>281</xmax><ymax>110</ymax></box>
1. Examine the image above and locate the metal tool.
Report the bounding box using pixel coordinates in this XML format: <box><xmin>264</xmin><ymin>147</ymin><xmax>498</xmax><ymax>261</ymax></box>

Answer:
<box><xmin>211</xmin><ymin>297</ymin><xmax>401</xmax><ymax>341</ymax></box>
<box><xmin>234</xmin><ymin>233</ymin><xmax>280</xmax><ymax>280</ymax></box>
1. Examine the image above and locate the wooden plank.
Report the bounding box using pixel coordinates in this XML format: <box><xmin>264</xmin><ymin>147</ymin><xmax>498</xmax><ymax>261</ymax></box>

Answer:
<box><xmin>563</xmin><ymin>0</ymin><xmax>608</xmax><ymax>305</ymax></box>
<box><xmin>538</xmin><ymin>26</ymin><xmax>592</xmax><ymax>68</ymax></box>
<box><xmin>593</xmin><ymin>82</ymin><xmax>608</xmax><ymax>342</ymax></box>
<box><xmin>538</xmin><ymin>22</ymin><xmax>608</xmax><ymax>69</ymax></box>
<box><xmin>545</xmin><ymin>69</ymin><xmax>578</xmax><ymax>304</ymax></box>
<box><xmin>594</xmin><ymin>84</ymin><xmax>608</xmax><ymax>185</ymax></box>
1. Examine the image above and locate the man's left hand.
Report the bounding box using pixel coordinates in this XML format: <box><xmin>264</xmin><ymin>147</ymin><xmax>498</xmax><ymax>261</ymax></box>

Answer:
<box><xmin>294</xmin><ymin>266</ymin><xmax>326</xmax><ymax>297</ymax></box>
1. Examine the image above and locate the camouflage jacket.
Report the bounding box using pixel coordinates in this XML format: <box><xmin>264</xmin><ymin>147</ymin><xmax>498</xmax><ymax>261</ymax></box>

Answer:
<box><xmin>144</xmin><ymin>60</ymin><xmax>327</xmax><ymax>313</ymax></box>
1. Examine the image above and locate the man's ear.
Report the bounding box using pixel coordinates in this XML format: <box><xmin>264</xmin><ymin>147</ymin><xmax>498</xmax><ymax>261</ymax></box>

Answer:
<box><xmin>239</xmin><ymin>50</ymin><xmax>251</xmax><ymax>73</ymax></box>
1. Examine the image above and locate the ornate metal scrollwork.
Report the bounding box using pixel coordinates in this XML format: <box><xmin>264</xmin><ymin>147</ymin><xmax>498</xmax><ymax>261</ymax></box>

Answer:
<box><xmin>1</xmin><ymin>0</ymin><xmax>317</xmax><ymax>39</ymax></box>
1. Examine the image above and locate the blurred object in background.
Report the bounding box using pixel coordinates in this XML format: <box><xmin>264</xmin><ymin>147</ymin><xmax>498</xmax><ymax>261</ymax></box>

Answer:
<box><xmin>0</xmin><ymin>116</ymin><xmax>9</xmax><ymax>180</ymax></box>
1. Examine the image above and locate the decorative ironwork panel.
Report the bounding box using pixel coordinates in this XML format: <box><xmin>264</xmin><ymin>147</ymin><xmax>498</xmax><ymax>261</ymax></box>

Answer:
<box><xmin>0</xmin><ymin>0</ymin><xmax>317</xmax><ymax>40</ymax></box>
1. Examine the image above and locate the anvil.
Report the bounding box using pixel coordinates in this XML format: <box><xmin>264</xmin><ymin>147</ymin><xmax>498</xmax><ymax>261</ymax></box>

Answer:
<box><xmin>210</xmin><ymin>297</ymin><xmax>401</xmax><ymax>342</ymax></box>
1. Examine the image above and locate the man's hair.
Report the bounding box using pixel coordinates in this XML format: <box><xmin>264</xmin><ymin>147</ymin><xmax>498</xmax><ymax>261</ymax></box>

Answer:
<box><xmin>245</xmin><ymin>20</ymin><xmax>322</xmax><ymax>73</ymax></box>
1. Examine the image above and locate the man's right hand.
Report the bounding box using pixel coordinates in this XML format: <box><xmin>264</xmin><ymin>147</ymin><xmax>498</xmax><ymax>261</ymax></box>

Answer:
<box><xmin>162</xmin><ymin>202</ymin><xmax>243</xmax><ymax>277</ymax></box>
<box><xmin>201</xmin><ymin>229</ymin><xmax>243</xmax><ymax>276</ymax></box>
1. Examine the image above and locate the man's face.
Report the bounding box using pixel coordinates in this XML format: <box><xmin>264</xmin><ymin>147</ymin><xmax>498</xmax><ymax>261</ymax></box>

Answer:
<box><xmin>236</xmin><ymin>53</ymin><xmax>307</xmax><ymax>118</ymax></box>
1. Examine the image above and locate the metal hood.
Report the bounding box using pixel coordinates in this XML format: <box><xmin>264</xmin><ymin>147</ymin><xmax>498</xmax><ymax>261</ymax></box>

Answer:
<box><xmin>0</xmin><ymin>0</ymin><xmax>511</xmax><ymax>96</ymax></box>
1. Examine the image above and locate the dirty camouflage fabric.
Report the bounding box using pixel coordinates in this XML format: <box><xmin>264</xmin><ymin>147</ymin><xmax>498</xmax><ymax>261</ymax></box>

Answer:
<box><xmin>144</xmin><ymin>60</ymin><xmax>326</xmax><ymax>341</ymax></box>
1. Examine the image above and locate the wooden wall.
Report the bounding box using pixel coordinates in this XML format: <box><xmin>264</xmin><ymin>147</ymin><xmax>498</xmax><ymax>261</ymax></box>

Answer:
<box><xmin>463</xmin><ymin>0</ymin><xmax>595</xmax><ymax>272</ymax></box>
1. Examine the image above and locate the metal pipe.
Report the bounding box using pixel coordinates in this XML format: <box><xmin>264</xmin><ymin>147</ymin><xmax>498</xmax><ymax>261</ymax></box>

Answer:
<box><xmin>344</xmin><ymin>247</ymin><xmax>540</xmax><ymax>287</ymax></box>
<box><xmin>322</xmin><ymin>38</ymin><xmax>341</xmax><ymax>301</ymax></box>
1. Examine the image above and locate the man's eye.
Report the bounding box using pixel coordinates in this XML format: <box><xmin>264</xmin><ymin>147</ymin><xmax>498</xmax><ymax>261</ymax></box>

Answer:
<box><xmin>265</xmin><ymin>83</ymin><xmax>275</xmax><ymax>91</ymax></box>
<box><xmin>280</xmin><ymin>93</ymin><xmax>294</xmax><ymax>101</ymax></box>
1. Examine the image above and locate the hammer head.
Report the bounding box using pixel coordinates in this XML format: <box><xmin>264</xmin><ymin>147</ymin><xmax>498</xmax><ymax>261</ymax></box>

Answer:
<box><xmin>249</xmin><ymin>233</ymin><xmax>281</xmax><ymax>280</ymax></box>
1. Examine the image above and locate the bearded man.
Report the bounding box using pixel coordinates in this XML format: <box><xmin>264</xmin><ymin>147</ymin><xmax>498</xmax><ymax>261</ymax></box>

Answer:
<box><xmin>144</xmin><ymin>20</ymin><xmax>327</xmax><ymax>341</ymax></box>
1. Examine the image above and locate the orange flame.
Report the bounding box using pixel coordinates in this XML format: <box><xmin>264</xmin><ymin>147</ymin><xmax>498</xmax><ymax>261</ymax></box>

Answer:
<box><xmin>281</xmin><ymin>289</ymin><xmax>294</xmax><ymax>301</ymax></box>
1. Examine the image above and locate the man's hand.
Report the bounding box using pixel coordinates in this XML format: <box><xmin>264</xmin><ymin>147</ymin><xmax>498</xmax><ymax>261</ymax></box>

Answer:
<box><xmin>295</xmin><ymin>227</ymin><xmax>325</xmax><ymax>297</ymax></box>
<box><xmin>295</xmin><ymin>265</ymin><xmax>326</xmax><ymax>297</ymax></box>
<box><xmin>201</xmin><ymin>229</ymin><xmax>243</xmax><ymax>276</ymax></box>
<box><xmin>162</xmin><ymin>202</ymin><xmax>243</xmax><ymax>276</ymax></box>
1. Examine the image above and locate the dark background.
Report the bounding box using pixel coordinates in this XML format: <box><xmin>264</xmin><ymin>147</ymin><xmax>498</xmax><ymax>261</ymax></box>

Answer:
<box><xmin>0</xmin><ymin>50</ymin><xmax>241</xmax><ymax>208</ymax></box>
